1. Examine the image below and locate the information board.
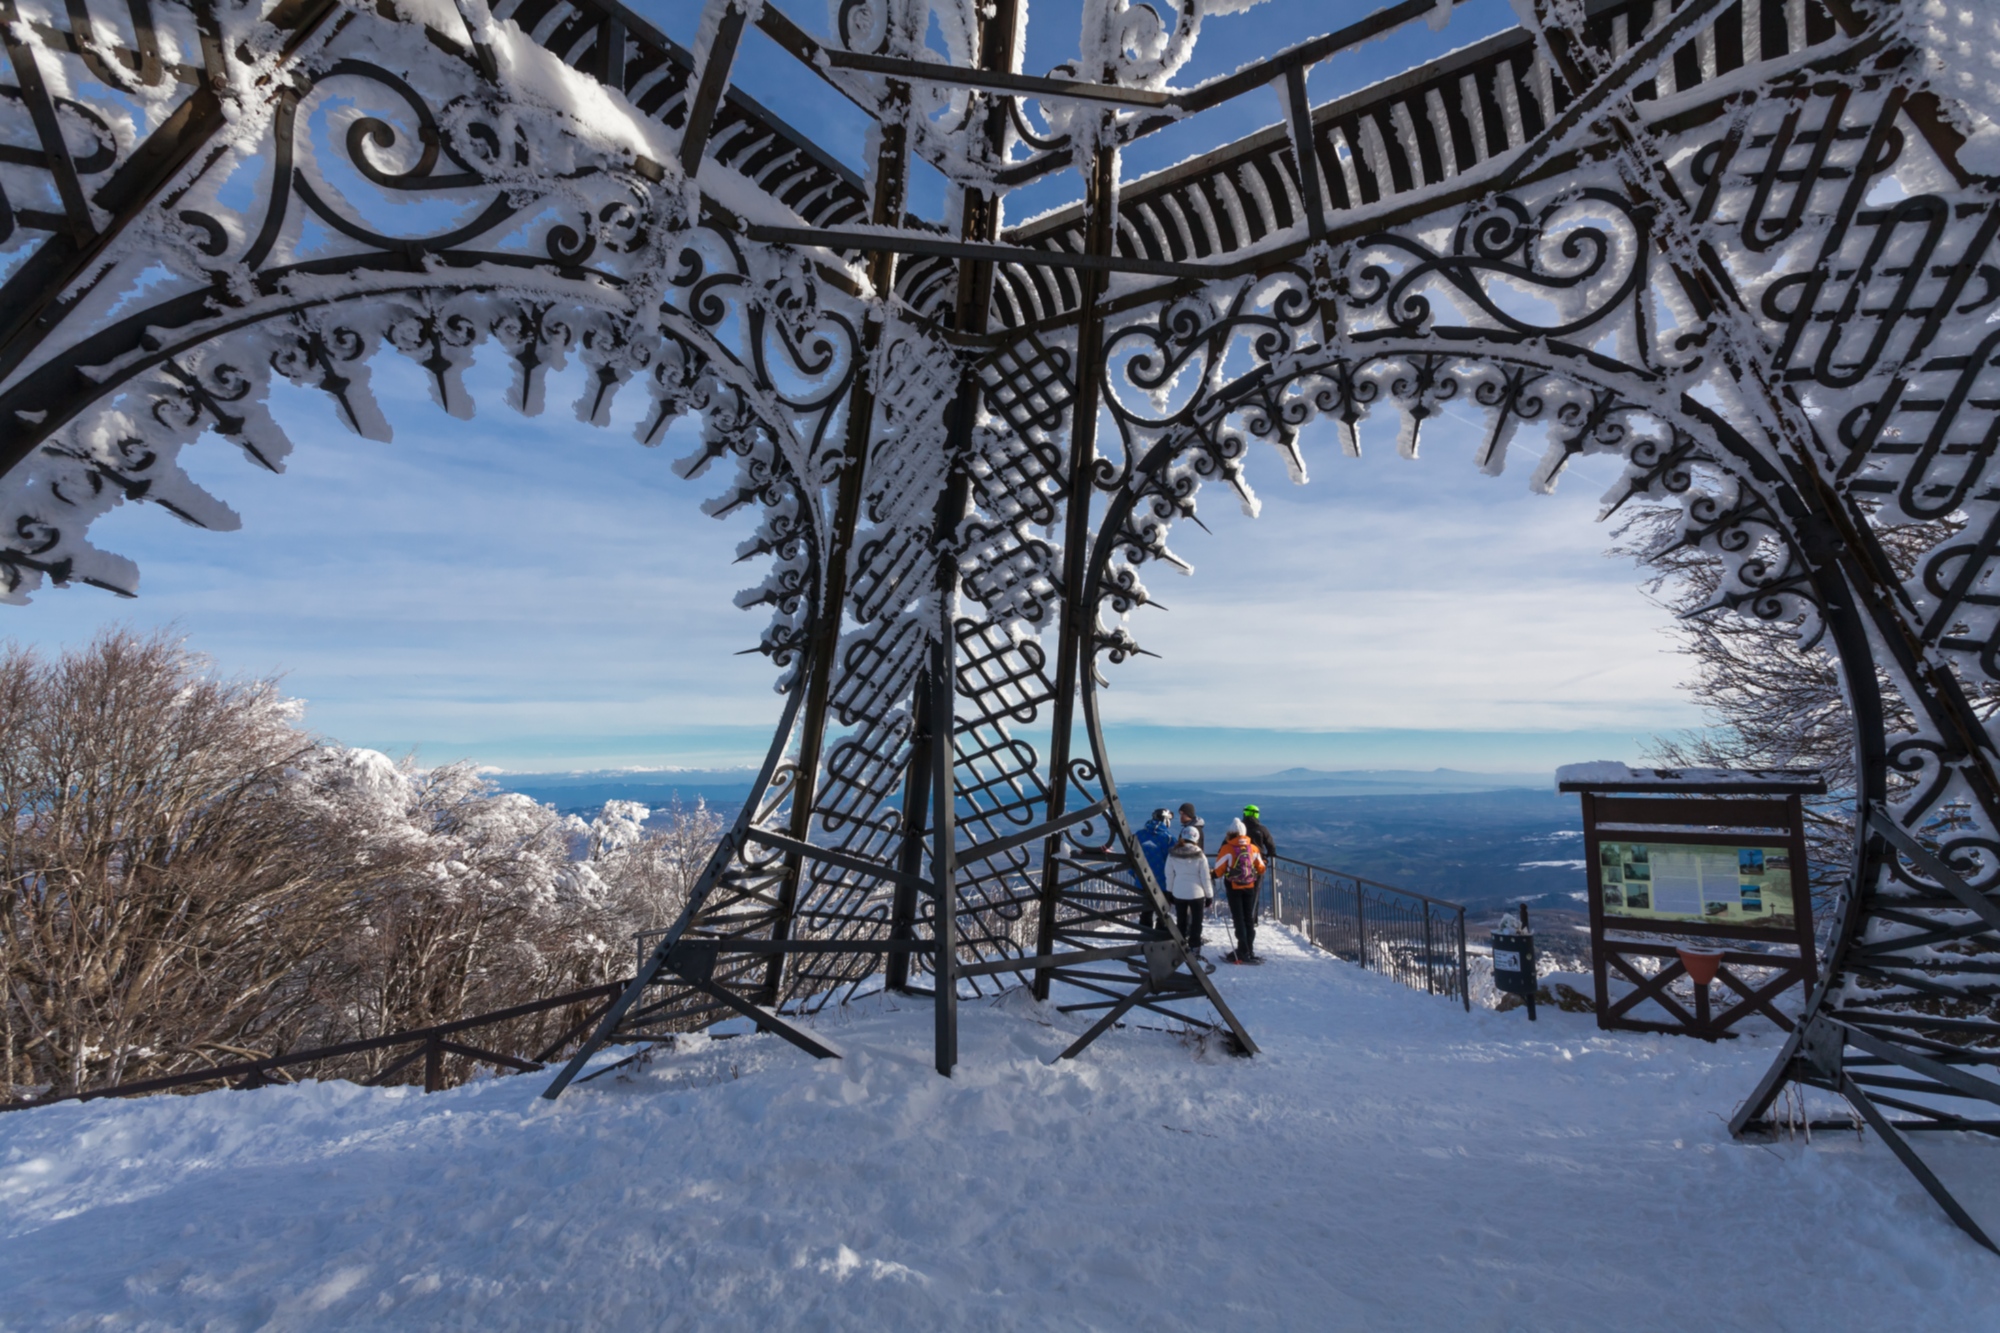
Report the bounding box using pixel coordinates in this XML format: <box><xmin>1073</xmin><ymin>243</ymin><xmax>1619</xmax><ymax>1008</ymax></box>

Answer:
<box><xmin>1596</xmin><ymin>839</ymin><xmax>1797</xmax><ymax>931</ymax></box>
<box><xmin>1564</xmin><ymin>780</ymin><xmax>1821</xmax><ymax>1040</ymax></box>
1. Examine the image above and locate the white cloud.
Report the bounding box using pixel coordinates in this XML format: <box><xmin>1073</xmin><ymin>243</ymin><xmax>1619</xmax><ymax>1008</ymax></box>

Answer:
<box><xmin>0</xmin><ymin>350</ymin><xmax>789</xmax><ymax>764</ymax></box>
<box><xmin>1093</xmin><ymin>416</ymin><xmax>1698</xmax><ymax>736</ymax></box>
<box><xmin>0</xmin><ymin>312</ymin><xmax>1699</xmax><ymax>772</ymax></box>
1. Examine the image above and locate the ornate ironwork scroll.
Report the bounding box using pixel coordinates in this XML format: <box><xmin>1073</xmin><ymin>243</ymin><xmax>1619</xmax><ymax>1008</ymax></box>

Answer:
<box><xmin>4</xmin><ymin>0</ymin><xmax>2000</xmax><ymax>1251</ymax></box>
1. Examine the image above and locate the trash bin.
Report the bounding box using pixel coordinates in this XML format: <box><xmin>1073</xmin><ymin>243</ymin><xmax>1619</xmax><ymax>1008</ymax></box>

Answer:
<box><xmin>1491</xmin><ymin>926</ymin><xmax>1538</xmax><ymax>1019</ymax></box>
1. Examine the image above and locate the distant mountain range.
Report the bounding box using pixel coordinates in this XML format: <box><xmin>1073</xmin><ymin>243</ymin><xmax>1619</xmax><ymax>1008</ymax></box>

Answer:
<box><xmin>1115</xmin><ymin>780</ymin><xmax>1588</xmax><ymax>917</ymax></box>
<box><xmin>490</xmin><ymin>764</ymin><xmax>1549</xmax><ymax>814</ymax></box>
<box><xmin>1194</xmin><ymin>767</ymin><xmax>1548</xmax><ymax>797</ymax></box>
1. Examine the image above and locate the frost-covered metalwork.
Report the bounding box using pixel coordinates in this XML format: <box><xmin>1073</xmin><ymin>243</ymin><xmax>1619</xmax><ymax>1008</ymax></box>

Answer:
<box><xmin>3</xmin><ymin>0</ymin><xmax>1999</xmax><ymax>1249</ymax></box>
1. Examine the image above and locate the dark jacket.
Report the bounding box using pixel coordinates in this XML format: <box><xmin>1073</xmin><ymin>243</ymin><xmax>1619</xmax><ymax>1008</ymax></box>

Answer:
<box><xmin>1244</xmin><ymin>815</ymin><xmax>1275</xmax><ymax>860</ymax></box>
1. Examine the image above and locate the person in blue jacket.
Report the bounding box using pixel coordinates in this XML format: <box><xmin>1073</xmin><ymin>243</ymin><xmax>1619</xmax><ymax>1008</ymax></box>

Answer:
<box><xmin>1136</xmin><ymin>807</ymin><xmax>1175</xmax><ymax>893</ymax></box>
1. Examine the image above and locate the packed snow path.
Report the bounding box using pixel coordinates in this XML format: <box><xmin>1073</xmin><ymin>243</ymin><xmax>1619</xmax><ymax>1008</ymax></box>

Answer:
<box><xmin>4</xmin><ymin>928</ymin><xmax>1996</xmax><ymax>1329</ymax></box>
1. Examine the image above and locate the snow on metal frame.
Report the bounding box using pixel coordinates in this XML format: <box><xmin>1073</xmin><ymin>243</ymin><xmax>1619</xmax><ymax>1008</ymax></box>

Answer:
<box><xmin>4</xmin><ymin>0</ymin><xmax>2000</xmax><ymax>1243</ymax></box>
<box><xmin>0</xmin><ymin>0</ymin><xmax>857</xmax><ymax>680</ymax></box>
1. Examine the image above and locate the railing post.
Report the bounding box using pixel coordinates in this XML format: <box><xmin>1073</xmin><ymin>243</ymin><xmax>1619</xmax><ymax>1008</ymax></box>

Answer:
<box><xmin>1464</xmin><ymin>904</ymin><xmax>1480</xmax><ymax>1008</ymax></box>
<box><xmin>1356</xmin><ymin>880</ymin><xmax>1367</xmax><ymax>972</ymax></box>
<box><xmin>1209</xmin><ymin>853</ymin><xmax>1466</xmax><ymax>1007</ymax></box>
<box><xmin>1423</xmin><ymin>901</ymin><xmax>1435</xmax><ymax>994</ymax></box>
<box><xmin>423</xmin><ymin>1035</ymin><xmax>443</xmax><ymax>1093</ymax></box>
<box><xmin>1344</xmin><ymin>875</ymin><xmax>1355</xmax><ymax>959</ymax></box>
<box><xmin>1306</xmin><ymin>865</ymin><xmax>1316</xmax><ymax>947</ymax></box>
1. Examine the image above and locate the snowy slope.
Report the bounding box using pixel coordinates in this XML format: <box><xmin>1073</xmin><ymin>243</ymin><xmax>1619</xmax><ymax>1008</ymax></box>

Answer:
<box><xmin>3</xmin><ymin>928</ymin><xmax>1996</xmax><ymax>1330</ymax></box>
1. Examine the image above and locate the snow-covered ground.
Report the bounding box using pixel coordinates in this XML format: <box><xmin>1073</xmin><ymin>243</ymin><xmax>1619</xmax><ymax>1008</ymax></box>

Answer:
<box><xmin>4</xmin><ymin>926</ymin><xmax>1997</xmax><ymax>1330</ymax></box>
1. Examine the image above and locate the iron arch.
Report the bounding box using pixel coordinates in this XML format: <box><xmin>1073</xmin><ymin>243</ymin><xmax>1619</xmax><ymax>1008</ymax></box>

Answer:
<box><xmin>1072</xmin><ymin>333</ymin><xmax>1893</xmax><ymax>953</ymax></box>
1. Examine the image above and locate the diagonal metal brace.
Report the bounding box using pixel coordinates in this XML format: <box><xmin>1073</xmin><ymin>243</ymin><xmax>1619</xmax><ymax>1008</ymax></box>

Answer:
<box><xmin>744</xmin><ymin>827</ymin><xmax>937</xmax><ymax>896</ymax></box>
<box><xmin>1868</xmin><ymin>808</ymin><xmax>2000</xmax><ymax>936</ymax></box>
<box><xmin>954</xmin><ymin>801</ymin><xmax>1107</xmax><ymax>868</ymax></box>
<box><xmin>666</xmin><ymin>940</ymin><xmax>844</xmax><ymax>1061</ymax></box>
<box><xmin>1051</xmin><ymin>941</ymin><xmax>1221</xmax><ymax>1062</ymax></box>
<box><xmin>1841</xmin><ymin>1071</ymin><xmax>1999</xmax><ymax>1254</ymax></box>
<box><xmin>1830</xmin><ymin>1016</ymin><xmax>2000</xmax><ymax>1109</ymax></box>
<box><xmin>1053</xmin><ymin>975</ymin><xmax>1156</xmax><ymax>1062</ymax></box>
<box><xmin>544</xmin><ymin>673</ymin><xmax>815</xmax><ymax>1100</ymax></box>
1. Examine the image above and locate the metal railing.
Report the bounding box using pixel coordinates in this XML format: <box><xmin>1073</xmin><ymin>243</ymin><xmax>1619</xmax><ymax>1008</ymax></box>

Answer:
<box><xmin>1</xmin><ymin>981</ymin><xmax>628</xmax><ymax>1111</ymax></box>
<box><xmin>1262</xmin><ymin>855</ymin><xmax>1469</xmax><ymax>1010</ymax></box>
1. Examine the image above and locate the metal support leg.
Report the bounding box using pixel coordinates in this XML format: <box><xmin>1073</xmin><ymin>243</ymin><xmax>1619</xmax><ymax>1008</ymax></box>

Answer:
<box><xmin>930</xmin><ymin>635</ymin><xmax>959</xmax><ymax>1076</ymax></box>
<box><xmin>542</xmin><ymin>682</ymin><xmax>811</xmax><ymax>1100</ymax></box>
<box><xmin>756</xmin><ymin>89</ymin><xmax>910</xmax><ymax>1007</ymax></box>
<box><xmin>1033</xmin><ymin>127</ymin><xmax>1119</xmax><ymax>1000</ymax></box>
<box><xmin>887</xmin><ymin>671</ymin><xmax>932</xmax><ymax>993</ymax></box>
<box><xmin>678</xmin><ymin>938</ymin><xmax>844</xmax><ymax>1061</ymax></box>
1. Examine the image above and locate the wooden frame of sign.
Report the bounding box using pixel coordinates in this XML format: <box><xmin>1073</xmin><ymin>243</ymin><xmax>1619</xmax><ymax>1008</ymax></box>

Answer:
<box><xmin>1562</xmin><ymin>770</ymin><xmax>1823</xmax><ymax>1040</ymax></box>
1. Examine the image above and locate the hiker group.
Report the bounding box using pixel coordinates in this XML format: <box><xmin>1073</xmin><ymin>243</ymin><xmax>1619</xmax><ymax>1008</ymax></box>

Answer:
<box><xmin>1136</xmin><ymin>802</ymin><xmax>1276</xmax><ymax>966</ymax></box>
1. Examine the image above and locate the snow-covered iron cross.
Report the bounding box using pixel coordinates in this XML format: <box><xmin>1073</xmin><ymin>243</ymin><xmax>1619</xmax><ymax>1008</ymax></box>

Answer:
<box><xmin>3</xmin><ymin>0</ymin><xmax>1999</xmax><ymax>1251</ymax></box>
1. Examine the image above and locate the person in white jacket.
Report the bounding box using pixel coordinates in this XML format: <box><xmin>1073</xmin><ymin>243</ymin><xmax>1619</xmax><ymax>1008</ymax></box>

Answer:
<box><xmin>1162</xmin><ymin>824</ymin><xmax>1213</xmax><ymax>958</ymax></box>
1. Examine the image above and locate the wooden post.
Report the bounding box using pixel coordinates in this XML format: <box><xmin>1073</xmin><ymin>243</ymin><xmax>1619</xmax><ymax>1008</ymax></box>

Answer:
<box><xmin>1583</xmin><ymin>792</ymin><xmax>1612</xmax><ymax>1029</ymax></box>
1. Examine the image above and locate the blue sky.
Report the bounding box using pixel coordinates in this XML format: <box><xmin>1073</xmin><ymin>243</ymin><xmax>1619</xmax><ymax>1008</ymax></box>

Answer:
<box><xmin>0</xmin><ymin>0</ymin><xmax>1705</xmax><ymax>776</ymax></box>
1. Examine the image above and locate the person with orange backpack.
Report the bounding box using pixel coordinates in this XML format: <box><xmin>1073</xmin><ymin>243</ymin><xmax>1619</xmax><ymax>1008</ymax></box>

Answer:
<box><xmin>1213</xmin><ymin>818</ymin><xmax>1267</xmax><ymax>964</ymax></box>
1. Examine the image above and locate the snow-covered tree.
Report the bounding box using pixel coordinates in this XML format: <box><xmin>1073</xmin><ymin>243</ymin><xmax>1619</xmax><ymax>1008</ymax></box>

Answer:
<box><xmin>0</xmin><ymin>630</ymin><xmax>345</xmax><ymax>1093</ymax></box>
<box><xmin>1622</xmin><ymin>508</ymin><xmax>2000</xmax><ymax>926</ymax></box>
<box><xmin>0</xmin><ymin>629</ymin><xmax>725</xmax><ymax>1098</ymax></box>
